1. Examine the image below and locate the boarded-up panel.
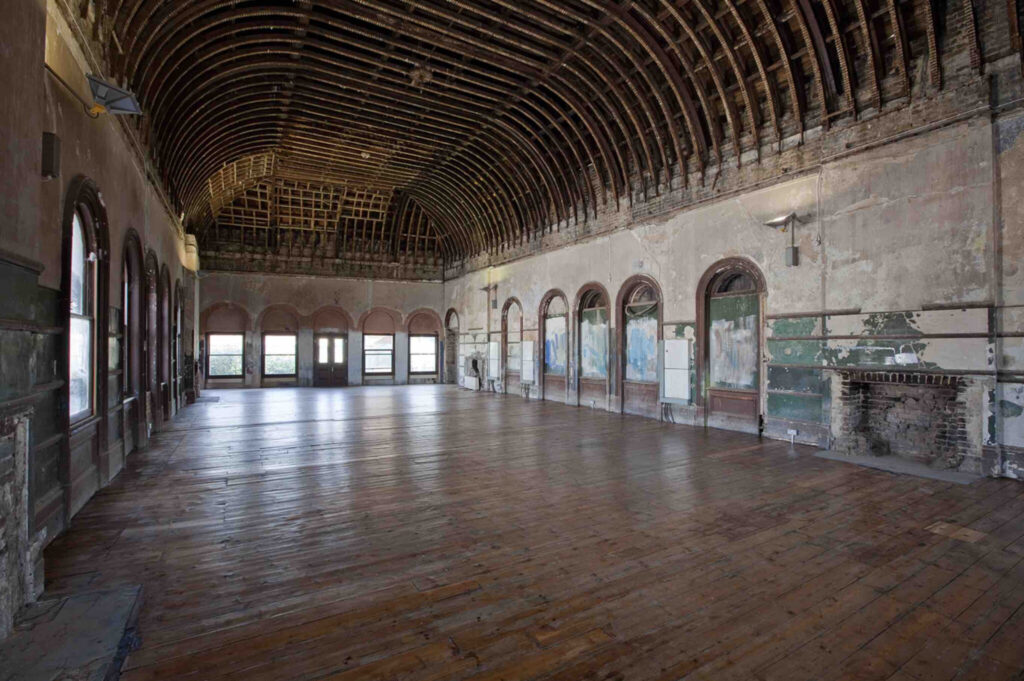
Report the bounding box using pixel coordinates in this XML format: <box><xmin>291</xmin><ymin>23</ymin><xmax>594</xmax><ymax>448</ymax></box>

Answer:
<box><xmin>624</xmin><ymin>380</ymin><xmax>659</xmax><ymax>418</ymax></box>
<box><xmin>625</xmin><ymin>308</ymin><xmax>658</xmax><ymax>382</ymax></box>
<box><xmin>580</xmin><ymin>308</ymin><xmax>608</xmax><ymax>379</ymax></box>
<box><xmin>709</xmin><ymin>294</ymin><xmax>759</xmax><ymax>391</ymax></box>
<box><xmin>544</xmin><ymin>315</ymin><xmax>567</xmax><ymax>375</ymax></box>
<box><xmin>544</xmin><ymin>374</ymin><xmax>566</xmax><ymax>402</ymax></box>
<box><xmin>579</xmin><ymin>377</ymin><xmax>606</xmax><ymax>408</ymax></box>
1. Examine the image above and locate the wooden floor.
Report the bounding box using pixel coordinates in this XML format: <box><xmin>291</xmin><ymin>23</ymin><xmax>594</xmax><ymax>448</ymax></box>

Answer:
<box><xmin>44</xmin><ymin>386</ymin><xmax>1024</xmax><ymax>681</ymax></box>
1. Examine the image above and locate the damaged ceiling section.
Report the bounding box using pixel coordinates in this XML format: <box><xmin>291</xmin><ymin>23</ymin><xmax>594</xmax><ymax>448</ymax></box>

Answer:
<box><xmin>94</xmin><ymin>0</ymin><xmax>1014</xmax><ymax>275</ymax></box>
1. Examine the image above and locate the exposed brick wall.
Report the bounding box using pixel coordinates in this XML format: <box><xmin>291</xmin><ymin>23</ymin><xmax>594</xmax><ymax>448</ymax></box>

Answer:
<box><xmin>834</xmin><ymin>371</ymin><xmax>971</xmax><ymax>469</ymax></box>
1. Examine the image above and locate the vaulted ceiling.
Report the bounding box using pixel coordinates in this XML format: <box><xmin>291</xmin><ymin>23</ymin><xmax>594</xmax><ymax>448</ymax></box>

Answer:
<box><xmin>95</xmin><ymin>0</ymin><xmax>999</xmax><ymax>270</ymax></box>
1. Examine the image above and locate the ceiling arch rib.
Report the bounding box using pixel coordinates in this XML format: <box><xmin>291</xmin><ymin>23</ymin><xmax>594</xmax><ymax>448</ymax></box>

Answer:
<box><xmin>100</xmin><ymin>0</ymin><xmax>969</xmax><ymax>269</ymax></box>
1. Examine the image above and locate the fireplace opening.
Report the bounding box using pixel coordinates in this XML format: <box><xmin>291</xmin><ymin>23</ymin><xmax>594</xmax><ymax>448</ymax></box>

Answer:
<box><xmin>833</xmin><ymin>371</ymin><xmax>970</xmax><ymax>469</ymax></box>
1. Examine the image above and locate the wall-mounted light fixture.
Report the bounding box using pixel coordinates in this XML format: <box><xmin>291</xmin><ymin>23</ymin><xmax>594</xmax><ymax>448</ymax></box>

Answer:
<box><xmin>764</xmin><ymin>212</ymin><xmax>802</xmax><ymax>267</ymax></box>
<box><xmin>86</xmin><ymin>74</ymin><xmax>143</xmax><ymax>115</ymax></box>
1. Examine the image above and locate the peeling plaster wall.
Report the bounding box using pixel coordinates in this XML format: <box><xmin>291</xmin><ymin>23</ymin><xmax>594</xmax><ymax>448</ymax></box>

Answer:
<box><xmin>994</xmin><ymin>108</ymin><xmax>1024</xmax><ymax>475</ymax></box>
<box><xmin>445</xmin><ymin>118</ymin><xmax>1022</xmax><ymax>477</ymax></box>
<box><xmin>0</xmin><ymin>0</ymin><xmax>196</xmax><ymax>634</ymax></box>
<box><xmin>199</xmin><ymin>272</ymin><xmax>444</xmax><ymax>387</ymax></box>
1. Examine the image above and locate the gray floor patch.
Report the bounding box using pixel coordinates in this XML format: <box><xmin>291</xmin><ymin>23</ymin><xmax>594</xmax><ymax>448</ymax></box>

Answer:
<box><xmin>814</xmin><ymin>450</ymin><xmax>982</xmax><ymax>485</ymax></box>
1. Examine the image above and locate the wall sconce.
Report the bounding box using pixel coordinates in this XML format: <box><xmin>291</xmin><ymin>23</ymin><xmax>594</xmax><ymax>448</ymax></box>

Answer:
<box><xmin>764</xmin><ymin>212</ymin><xmax>801</xmax><ymax>267</ymax></box>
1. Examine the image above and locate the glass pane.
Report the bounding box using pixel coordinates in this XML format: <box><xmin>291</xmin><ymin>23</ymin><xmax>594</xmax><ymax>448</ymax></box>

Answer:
<box><xmin>580</xmin><ymin>308</ymin><xmax>608</xmax><ymax>378</ymax></box>
<box><xmin>544</xmin><ymin>315</ymin><xmax>566</xmax><ymax>375</ymax></box>
<box><xmin>69</xmin><ymin>317</ymin><xmax>91</xmax><ymax>418</ymax></box>
<box><xmin>364</xmin><ymin>352</ymin><xmax>393</xmax><ymax>374</ymax></box>
<box><xmin>625</xmin><ymin>307</ymin><xmax>658</xmax><ymax>382</ymax></box>
<box><xmin>333</xmin><ymin>338</ymin><xmax>346</xmax><ymax>364</ymax></box>
<box><xmin>411</xmin><ymin>354</ymin><xmax>436</xmax><ymax>373</ymax></box>
<box><xmin>507</xmin><ymin>341</ymin><xmax>521</xmax><ymax>372</ymax></box>
<box><xmin>70</xmin><ymin>213</ymin><xmax>86</xmax><ymax>315</ymax></box>
<box><xmin>209</xmin><ymin>355</ymin><xmax>243</xmax><ymax>377</ymax></box>
<box><xmin>209</xmin><ymin>334</ymin><xmax>243</xmax><ymax>354</ymax></box>
<box><xmin>318</xmin><ymin>338</ymin><xmax>330</xmax><ymax>364</ymax></box>
<box><xmin>410</xmin><ymin>336</ymin><xmax>436</xmax><ymax>353</ymax></box>
<box><xmin>264</xmin><ymin>335</ymin><xmax>296</xmax><ymax>354</ymax></box>
<box><xmin>264</xmin><ymin>355</ymin><xmax>296</xmax><ymax>375</ymax></box>
<box><xmin>365</xmin><ymin>334</ymin><xmax>394</xmax><ymax>350</ymax></box>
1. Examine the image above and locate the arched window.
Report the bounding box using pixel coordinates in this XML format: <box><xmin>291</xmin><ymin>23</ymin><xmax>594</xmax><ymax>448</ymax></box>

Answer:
<box><xmin>697</xmin><ymin>259</ymin><xmax>766</xmax><ymax>430</ymax></box>
<box><xmin>624</xmin><ymin>284</ymin><xmax>659</xmax><ymax>383</ymax></box>
<box><xmin>540</xmin><ymin>291</ymin><xmax>568</xmax><ymax>402</ymax></box>
<box><xmin>68</xmin><ymin>209</ymin><xmax>96</xmax><ymax>421</ymax></box>
<box><xmin>407</xmin><ymin>311</ymin><xmax>442</xmax><ymax>377</ymax></box>
<box><xmin>502</xmin><ymin>299</ymin><xmax>522</xmax><ymax>394</ymax></box>
<box><xmin>260</xmin><ymin>307</ymin><xmax>299</xmax><ymax>380</ymax></box>
<box><xmin>363</xmin><ymin>309</ymin><xmax>398</xmax><ymax>377</ymax></box>
<box><xmin>618</xmin><ymin>277</ymin><xmax>662</xmax><ymax>418</ymax></box>
<box><xmin>578</xmin><ymin>288</ymin><xmax>608</xmax><ymax>380</ymax></box>
<box><xmin>120</xmin><ymin>230</ymin><xmax>143</xmax><ymax>452</ymax></box>
<box><xmin>445</xmin><ymin>309</ymin><xmax>460</xmax><ymax>385</ymax></box>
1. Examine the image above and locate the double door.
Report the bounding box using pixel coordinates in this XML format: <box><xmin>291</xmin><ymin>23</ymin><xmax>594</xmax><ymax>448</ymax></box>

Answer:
<box><xmin>315</xmin><ymin>335</ymin><xmax>348</xmax><ymax>386</ymax></box>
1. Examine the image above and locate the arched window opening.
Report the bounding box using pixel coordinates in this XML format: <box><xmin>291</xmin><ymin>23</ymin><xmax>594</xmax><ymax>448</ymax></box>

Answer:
<box><xmin>618</xmin><ymin>277</ymin><xmax>662</xmax><ymax>418</ymax></box>
<box><xmin>697</xmin><ymin>259</ymin><xmax>766</xmax><ymax>432</ymax></box>
<box><xmin>502</xmin><ymin>300</ymin><xmax>522</xmax><ymax>395</ymax></box>
<box><xmin>624</xmin><ymin>285</ymin><xmax>659</xmax><ymax>383</ymax></box>
<box><xmin>408</xmin><ymin>312</ymin><xmax>441</xmax><ymax>377</ymax></box>
<box><xmin>363</xmin><ymin>309</ymin><xmax>397</xmax><ymax>378</ymax></box>
<box><xmin>540</xmin><ymin>292</ymin><xmax>568</xmax><ymax>403</ymax></box>
<box><xmin>543</xmin><ymin>296</ymin><xmax>567</xmax><ymax>376</ymax></box>
<box><xmin>578</xmin><ymin>289</ymin><xmax>608</xmax><ymax>380</ymax></box>
<box><xmin>445</xmin><ymin>309</ymin><xmax>460</xmax><ymax>385</ymax></box>
<box><xmin>68</xmin><ymin>210</ymin><xmax>95</xmax><ymax>422</ymax></box>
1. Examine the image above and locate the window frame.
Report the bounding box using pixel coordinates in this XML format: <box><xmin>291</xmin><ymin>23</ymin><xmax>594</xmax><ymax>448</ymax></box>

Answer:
<box><xmin>68</xmin><ymin>209</ymin><xmax>96</xmax><ymax>425</ymax></box>
<box><xmin>261</xmin><ymin>332</ymin><xmax>298</xmax><ymax>378</ymax></box>
<box><xmin>362</xmin><ymin>333</ymin><xmax>395</xmax><ymax>377</ymax></box>
<box><xmin>206</xmin><ymin>332</ymin><xmax>245</xmax><ymax>379</ymax></box>
<box><xmin>408</xmin><ymin>333</ymin><xmax>439</xmax><ymax>375</ymax></box>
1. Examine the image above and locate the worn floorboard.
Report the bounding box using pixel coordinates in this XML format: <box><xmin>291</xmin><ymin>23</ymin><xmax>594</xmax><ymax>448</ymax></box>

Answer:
<box><xmin>43</xmin><ymin>386</ymin><xmax>1024</xmax><ymax>680</ymax></box>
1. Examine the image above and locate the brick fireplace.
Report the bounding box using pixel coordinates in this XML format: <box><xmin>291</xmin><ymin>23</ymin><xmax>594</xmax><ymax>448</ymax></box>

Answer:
<box><xmin>830</xmin><ymin>370</ymin><xmax>978</xmax><ymax>470</ymax></box>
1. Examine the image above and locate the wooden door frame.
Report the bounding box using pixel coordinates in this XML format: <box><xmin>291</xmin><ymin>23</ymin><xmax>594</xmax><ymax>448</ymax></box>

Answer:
<box><xmin>695</xmin><ymin>257</ymin><xmax>767</xmax><ymax>420</ymax></box>
<box><xmin>314</xmin><ymin>333</ymin><xmax>348</xmax><ymax>385</ymax></box>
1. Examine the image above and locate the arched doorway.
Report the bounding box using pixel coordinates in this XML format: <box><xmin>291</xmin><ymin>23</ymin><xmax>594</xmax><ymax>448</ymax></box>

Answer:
<box><xmin>501</xmin><ymin>298</ymin><xmax>522</xmax><ymax>395</ymax></box>
<box><xmin>697</xmin><ymin>258</ymin><xmax>766</xmax><ymax>433</ymax></box>
<box><xmin>618</xmin><ymin>276</ymin><xmax>662</xmax><ymax>418</ymax></box>
<box><xmin>444</xmin><ymin>309</ymin><xmax>460</xmax><ymax>385</ymax></box>
<box><xmin>121</xmin><ymin>230</ymin><xmax>144</xmax><ymax>453</ymax></box>
<box><xmin>576</xmin><ymin>284</ymin><xmax>610</xmax><ymax>409</ymax></box>
<box><xmin>539</xmin><ymin>291</ymin><xmax>568</xmax><ymax>403</ymax></box>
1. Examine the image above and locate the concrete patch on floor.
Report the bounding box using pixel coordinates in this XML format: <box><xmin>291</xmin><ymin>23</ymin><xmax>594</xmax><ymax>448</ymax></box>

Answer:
<box><xmin>0</xmin><ymin>586</ymin><xmax>141</xmax><ymax>680</ymax></box>
<box><xmin>814</xmin><ymin>450</ymin><xmax>982</xmax><ymax>485</ymax></box>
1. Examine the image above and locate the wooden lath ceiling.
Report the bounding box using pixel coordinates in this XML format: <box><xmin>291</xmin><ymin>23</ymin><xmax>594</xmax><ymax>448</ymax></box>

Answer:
<box><xmin>97</xmin><ymin>0</ymin><xmax>992</xmax><ymax>264</ymax></box>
